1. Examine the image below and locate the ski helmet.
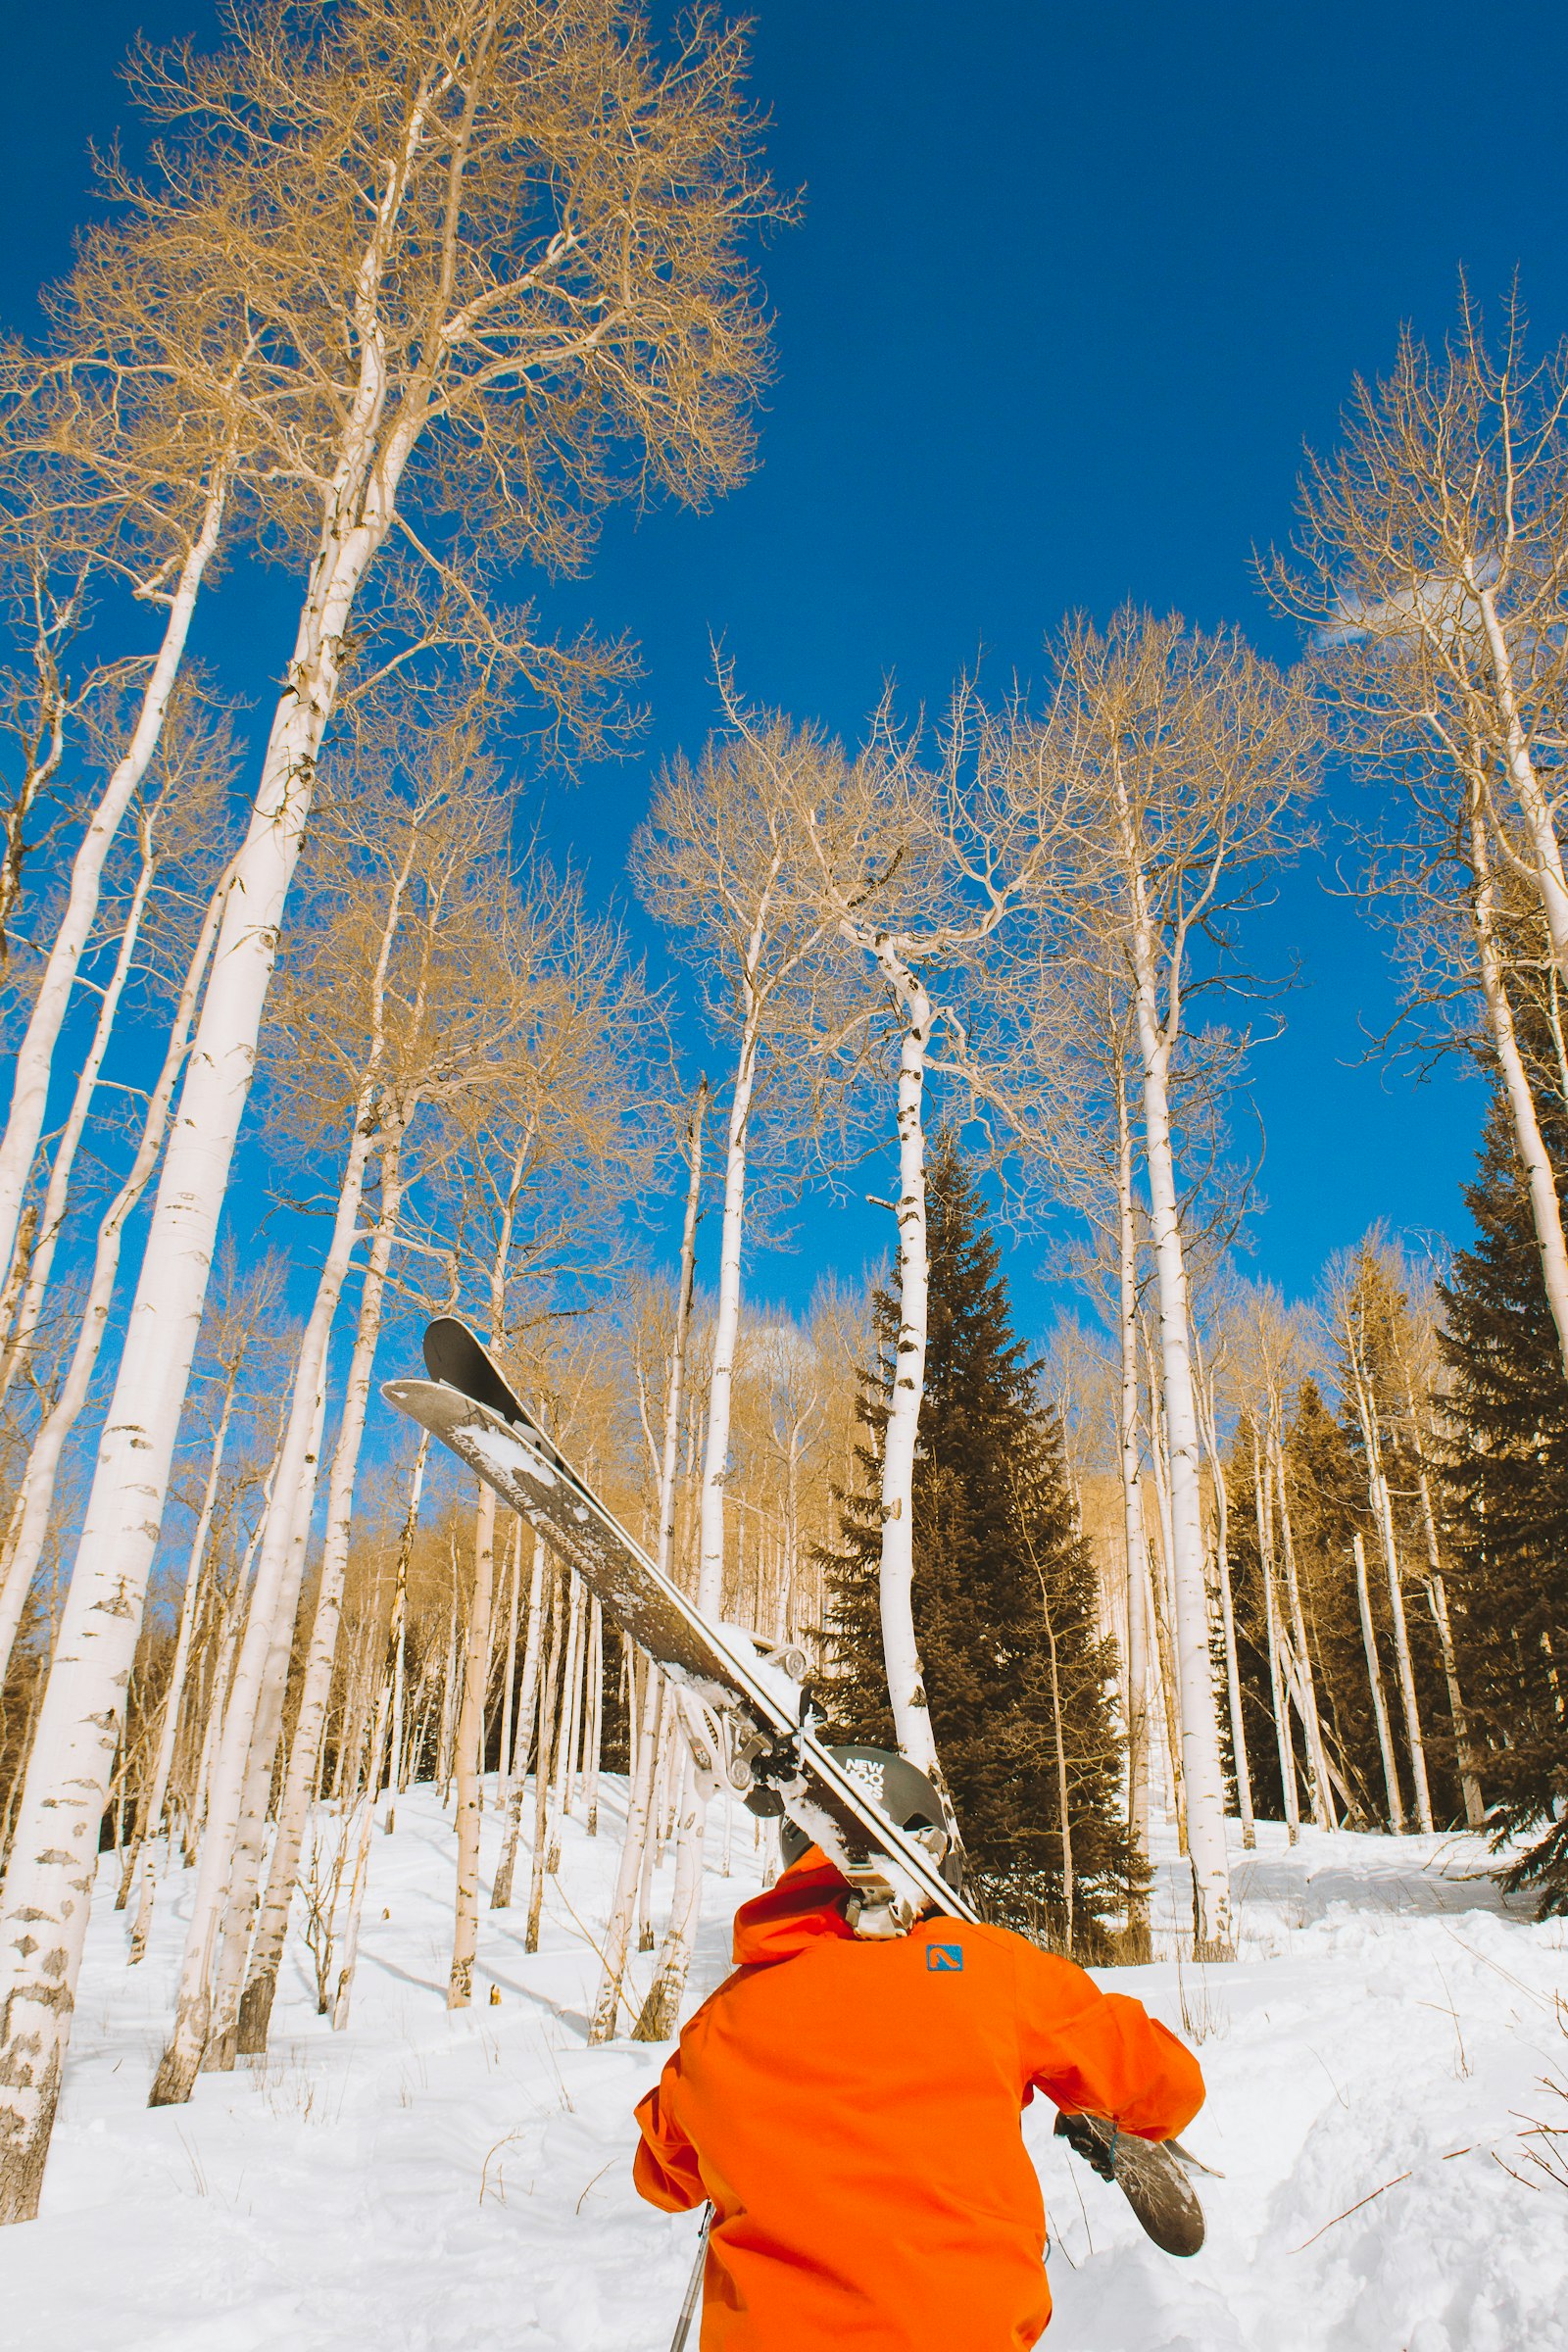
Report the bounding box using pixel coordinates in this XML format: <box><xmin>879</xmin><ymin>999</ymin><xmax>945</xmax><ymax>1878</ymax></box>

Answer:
<box><xmin>780</xmin><ymin>1744</ymin><xmax>964</xmax><ymax>1893</ymax></box>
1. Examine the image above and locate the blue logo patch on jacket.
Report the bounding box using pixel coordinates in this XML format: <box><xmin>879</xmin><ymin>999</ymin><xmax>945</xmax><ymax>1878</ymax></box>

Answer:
<box><xmin>926</xmin><ymin>1943</ymin><xmax>964</xmax><ymax>1973</ymax></box>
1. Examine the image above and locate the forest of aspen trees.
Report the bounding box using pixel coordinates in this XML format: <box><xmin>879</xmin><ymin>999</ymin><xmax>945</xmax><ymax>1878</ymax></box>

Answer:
<box><xmin>0</xmin><ymin>0</ymin><xmax>1565</xmax><ymax>2258</ymax></box>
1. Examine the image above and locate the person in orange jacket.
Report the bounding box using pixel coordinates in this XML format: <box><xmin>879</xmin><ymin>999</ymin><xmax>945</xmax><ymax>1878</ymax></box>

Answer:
<box><xmin>633</xmin><ymin>1747</ymin><xmax>1203</xmax><ymax>2352</ymax></box>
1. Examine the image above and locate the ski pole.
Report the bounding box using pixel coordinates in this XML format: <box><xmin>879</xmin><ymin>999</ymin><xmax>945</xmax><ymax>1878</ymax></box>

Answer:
<box><xmin>668</xmin><ymin>2205</ymin><xmax>712</xmax><ymax>2352</ymax></box>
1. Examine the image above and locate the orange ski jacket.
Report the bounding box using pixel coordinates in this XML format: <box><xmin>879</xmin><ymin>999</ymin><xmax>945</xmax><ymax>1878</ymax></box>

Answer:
<box><xmin>633</xmin><ymin>1850</ymin><xmax>1204</xmax><ymax>2352</ymax></box>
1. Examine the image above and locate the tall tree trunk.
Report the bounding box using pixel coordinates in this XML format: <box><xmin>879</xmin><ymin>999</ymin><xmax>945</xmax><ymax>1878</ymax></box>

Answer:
<box><xmin>122</xmin><ymin>1376</ymin><xmax>237</xmax><ymax>1940</ymax></box>
<box><xmin>0</xmin><ymin>844</ymin><xmax>159</xmax><ymax>1401</ymax></box>
<box><xmin>0</xmin><ymin>875</ymin><xmax>228</xmax><ymax>1690</ymax></box>
<box><xmin>1468</xmin><ymin>781</ymin><xmax>1568</xmax><ymax>1380</ymax></box>
<box><xmin>330</xmin><ymin>1544</ymin><xmax>405</xmax><ymax>2035</ymax></box>
<box><xmin>1250</xmin><ymin>1421</ymin><xmax>1299</xmax><ymax>1844</ymax></box>
<box><xmin>1113</xmin><ymin>1072</ymin><xmax>1153</xmax><ymax>1948</ymax></box>
<box><xmin>203</xmin><ymin>1373</ymin><xmax>329</xmax><ymax>2072</ymax></box>
<box><xmin>1352</xmin><ymin>1532</ymin><xmax>1405</xmax><ymax>1831</ymax></box>
<box><xmin>524</xmin><ymin>1576</ymin><xmax>566</xmax><ymax>1956</ymax></box>
<box><xmin>236</xmin><ymin>1144</ymin><xmax>413</xmax><ymax>2053</ymax></box>
<box><xmin>1268</xmin><ymin>1411</ymin><xmax>1335</xmax><ymax>1830</ymax></box>
<box><xmin>1399</xmin><ymin>1373</ymin><xmax>1486</xmax><ymax>1831</ymax></box>
<box><xmin>632</xmin><ymin>1751</ymin><xmax>705</xmax><ymax>2042</ymax></box>
<box><xmin>1375</xmin><ymin>1480</ymin><xmax>1434</xmax><ymax>1836</ymax></box>
<box><xmin>494</xmin><ymin>1523</ymin><xmax>522</xmax><ymax>1819</ymax></box>
<box><xmin>1111</xmin><ymin>760</ymin><xmax>1235</xmax><ymax>1954</ymax></box>
<box><xmin>491</xmin><ymin>1538</ymin><xmax>547</xmax><ymax>1911</ymax></box>
<box><xmin>448</xmin><ymin>1487</ymin><xmax>499</xmax><ymax>2009</ymax></box>
<box><xmin>0</xmin><ymin>465</ymin><xmax>229</xmax><ymax>1302</ymax></box>
<box><xmin>870</xmin><ymin>948</ymin><xmax>947</xmax><ymax>1796</ymax></box>
<box><xmin>1475</xmin><ymin>585</ymin><xmax>1568</xmax><ymax>993</ymax></box>
<box><xmin>1192</xmin><ymin>1330</ymin><xmax>1253</xmax><ymax>1850</ymax></box>
<box><xmin>148</xmin><ymin>1091</ymin><xmax>384</xmax><ymax>2110</ymax></box>
<box><xmin>589</xmin><ymin>1654</ymin><xmax>662</xmax><ymax>2042</ymax></box>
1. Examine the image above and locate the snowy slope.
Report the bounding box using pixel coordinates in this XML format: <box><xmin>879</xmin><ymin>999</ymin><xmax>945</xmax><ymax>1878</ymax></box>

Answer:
<box><xmin>2</xmin><ymin>1786</ymin><xmax>1564</xmax><ymax>2351</ymax></box>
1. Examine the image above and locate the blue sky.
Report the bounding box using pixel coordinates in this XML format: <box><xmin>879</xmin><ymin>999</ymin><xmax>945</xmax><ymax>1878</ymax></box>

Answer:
<box><xmin>7</xmin><ymin>2</ymin><xmax>1568</xmax><ymax>1341</ymax></box>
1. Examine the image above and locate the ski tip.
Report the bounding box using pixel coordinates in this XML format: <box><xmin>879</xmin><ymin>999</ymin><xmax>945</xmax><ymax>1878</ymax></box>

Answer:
<box><xmin>1111</xmin><ymin>2134</ymin><xmax>1206</xmax><ymax>2257</ymax></box>
<box><xmin>422</xmin><ymin>1316</ymin><xmax>477</xmax><ymax>1380</ymax></box>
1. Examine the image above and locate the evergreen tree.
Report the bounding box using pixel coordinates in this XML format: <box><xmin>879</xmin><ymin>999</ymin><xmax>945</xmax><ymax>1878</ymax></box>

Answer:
<box><xmin>820</xmin><ymin>1136</ymin><xmax>1137</xmax><ymax>1949</ymax></box>
<box><xmin>1441</xmin><ymin>1086</ymin><xmax>1568</xmax><ymax>1915</ymax></box>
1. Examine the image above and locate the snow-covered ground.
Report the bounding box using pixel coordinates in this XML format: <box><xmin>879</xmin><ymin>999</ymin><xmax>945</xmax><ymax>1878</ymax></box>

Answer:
<box><xmin>4</xmin><ymin>1785</ymin><xmax>1565</xmax><ymax>2351</ymax></box>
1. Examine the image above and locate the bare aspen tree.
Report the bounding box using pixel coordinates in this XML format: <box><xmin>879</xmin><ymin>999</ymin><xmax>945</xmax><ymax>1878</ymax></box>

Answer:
<box><xmin>1328</xmin><ymin>1245</ymin><xmax>1436</xmax><ymax>1834</ymax></box>
<box><xmin>1387</xmin><ymin>1260</ymin><xmax>1486</xmax><ymax>1830</ymax></box>
<box><xmin>787</xmin><ymin>691</ymin><xmax>1086</xmax><ymax>1799</ymax></box>
<box><xmin>1279</xmin><ymin>295</ymin><xmax>1568</xmax><ymax>996</ymax></box>
<box><xmin>0</xmin><ymin>0</ymin><xmax>775</xmax><ymax>2218</ymax></box>
<box><xmin>631</xmin><ymin>723</ymin><xmax>845</xmax><ymax>2017</ymax></box>
<box><xmin>1235</xmin><ymin>1283</ymin><xmax>1335</xmax><ymax>1831</ymax></box>
<box><xmin>1275</xmin><ymin>298</ymin><xmax>1568</xmax><ymax>1376</ymax></box>
<box><xmin>633</xmin><ymin>728</ymin><xmax>845</xmax><ymax>1625</ymax></box>
<box><xmin>1053</xmin><ymin>610</ymin><xmax>1318</xmax><ymax>1954</ymax></box>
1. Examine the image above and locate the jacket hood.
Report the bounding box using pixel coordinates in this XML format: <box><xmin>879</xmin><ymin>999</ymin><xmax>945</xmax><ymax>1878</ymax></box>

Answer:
<box><xmin>732</xmin><ymin>1848</ymin><xmax>856</xmax><ymax>1967</ymax></box>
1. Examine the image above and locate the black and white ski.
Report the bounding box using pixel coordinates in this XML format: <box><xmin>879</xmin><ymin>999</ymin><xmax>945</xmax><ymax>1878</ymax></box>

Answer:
<box><xmin>384</xmin><ymin>1317</ymin><xmax>1205</xmax><ymax>2258</ymax></box>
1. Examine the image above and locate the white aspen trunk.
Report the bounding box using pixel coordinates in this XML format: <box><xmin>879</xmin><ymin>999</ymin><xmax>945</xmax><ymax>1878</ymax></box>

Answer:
<box><xmin>583</xmin><ymin>1599</ymin><xmax>603</xmax><ymax>1836</ymax></box>
<box><xmin>1427</xmin><ymin>1568</ymin><xmax>1485</xmax><ymax>1831</ymax></box>
<box><xmin>1352</xmin><ymin>1532</ymin><xmax>1405</xmax><ymax>1830</ymax></box>
<box><xmin>1399</xmin><ymin>1367</ymin><xmax>1486</xmax><ymax>1831</ymax></box>
<box><xmin>1467</xmin><ymin>786</ymin><xmax>1568</xmax><ymax>1378</ymax></box>
<box><xmin>448</xmin><ymin>1484</ymin><xmax>499</xmax><ymax>2008</ymax></box>
<box><xmin>871</xmin><ymin>948</ymin><xmax>945</xmax><ymax>1790</ymax></box>
<box><xmin>147</xmin><ymin>1091</ymin><xmax>382</xmax><ymax>2109</ymax></box>
<box><xmin>1143</xmin><ymin>1532</ymin><xmax>1187</xmax><ymax>1847</ymax></box>
<box><xmin>1268</xmin><ymin>1412</ymin><xmax>1335</xmax><ymax>1830</ymax></box>
<box><xmin>632</xmin><ymin>1752</ymin><xmax>705</xmax><ymax>2042</ymax></box>
<box><xmin>697</xmin><ymin>1045</ymin><xmax>759</xmax><ymax>1614</ymax></box>
<box><xmin>123</xmin><ymin>1379</ymin><xmax>236</xmax><ymax>1949</ymax></box>
<box><xmin>1040</xmin><ymin>1587</ymin><xmax>1074</xmax><ymax>1951</ymax></box>
<box><xmin>495</xmin><ymin>1524</ymin><xmax>522</xmax><ymax>1817</ymax></box>
<box><xmin>190</xmin><ymin>1581</ymin><xmax>247</xmax><ymax>1855</ymax></box>
<box><xmin>0</xmin><ymin>879</ymin><xmax>228</xmax><ymax>1689</ymax></box>
<box><xmin>1345</xmin><ymin>1337</ymin><xmax>1436</xmax><ymax>1838</ymax></box>
<box><xmin>1126</xmin><ymin>894</ymin><xmax>1233</xmax><ymax>1953</ymax></box>
<box><xmin>491</xmin><ymin>1538</ymin><xmax>547</xmax><ymax>1911</ymax></box>
<box><xmin>0</xmin><ymin>847</ymin><xmax>159</xmax><ymax>1402</ymax></box>
<box><xmin>588</xmin><ymin>1654</ymin><xmax>662</xmax><ymax>2042</ymax></box>
<box><xmin>1475</xmin><ymin>587</ymin><xmax>1568</xmax><ymax>992</ymax></box>
<box><xmin>1114</xmin><ymin>1077</ymin><xmax>1153</xmax><ymax>1947</ymax></box>
<box><xmin>564</xmin><ymin>1585</ymin><xmax>590</xmax><ymax>1815</ymax></box>
<box><xmin>0</xmin><ymin>468</ymin><xmax>228</xmax><ymax>1302</ymax></box>
<box><xmin>203</xmin><ymin>1372</ymin><xmax>328</xmax><ymax>2072</ymax></box>
<box><xmin>550</xmin><ymin>1582</ymin><xmax>586</xmax><ymax>1850</ymax></box>
<box><xmin>237</xmin><ymin>1150</ymin><xmax>413</xmax><ymax>2051</ymax></box>
<box><xmin>1191</xmin><ymin>1331</ymin><xmax>1253</xmax><ymax>1851</ymax></box>
<box><xmin>330</xmin><ymin>1548</ymin><xmax>404</xmax><ymax>2036</ymax></box>
<box><xmin>1374</xmin><ymin>1470</ymin><xmax>1434</xmax><ymax>1835</ymax></box>
<box><xmin>660</xmin><ymin>1085</ymin><xmax>708</xmax><ymax>1584</ymax></box>
<box><xmin>524</xmin><ymin>1577</ymin><xmax>565</xmax><ymax>1956</ymax></box>
<box><xmin>0</xmin><ymin>388</ymin><xmax>424</xmax><ymax>2202</ymax></box>
<box><xmin>1251</xmin><ymin>1421</ymin><xmax>1299</xmax><ymax>1843</ymax></box>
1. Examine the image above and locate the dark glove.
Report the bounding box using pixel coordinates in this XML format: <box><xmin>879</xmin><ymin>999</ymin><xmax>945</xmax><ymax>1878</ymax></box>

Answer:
<box><xmin>1054</xmin><ymin>2110</ymin><xmax>1118</xmax><ymax>2181</ymax></box>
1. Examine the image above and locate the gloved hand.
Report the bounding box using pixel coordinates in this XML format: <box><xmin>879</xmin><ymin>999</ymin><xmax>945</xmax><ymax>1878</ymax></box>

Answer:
<box><xmin>1054</xmin><ymin>2110</ymin><xmax>1118</xmax><ymax>2181</ymax></box>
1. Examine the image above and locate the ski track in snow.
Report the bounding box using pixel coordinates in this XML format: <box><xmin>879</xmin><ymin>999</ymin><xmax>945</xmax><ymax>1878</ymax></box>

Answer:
<box><xmin>3</xmin><ymin>1790</ymin><xmax>1565</xmax><ymax>2351</ymax></box>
